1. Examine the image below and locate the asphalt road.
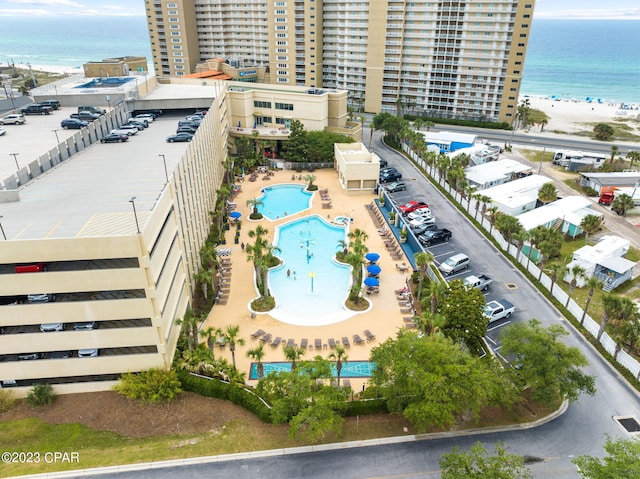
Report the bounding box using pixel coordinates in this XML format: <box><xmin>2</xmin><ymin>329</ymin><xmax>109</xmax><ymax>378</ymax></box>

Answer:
<box><xmin>82</xmin><ymin>130</ymin><xmax>640</xmax><ymax>479</ymax></box>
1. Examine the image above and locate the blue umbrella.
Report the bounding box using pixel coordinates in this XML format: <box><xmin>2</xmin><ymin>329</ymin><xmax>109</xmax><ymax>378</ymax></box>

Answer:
<box><xmin>367</xmin><ymin>264</ymin><xmax>382</xmax><ymax>275</ymax></box>
<box><xmin>365</xmin><ymin>253</ymin><xmax>380</xmax><ymax>262</ymax></box>
<box><xmin>364</xmin><ymin>277</ymin><xmax>379</xmax><ymax>287</ymax></box>
<box><xmin>229</xmin><ymin>211</ymin><xmax>242</xmax><ymax>219</ymax></box>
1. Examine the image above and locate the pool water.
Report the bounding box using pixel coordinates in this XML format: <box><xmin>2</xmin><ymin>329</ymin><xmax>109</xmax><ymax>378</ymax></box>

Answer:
<box><xmin>74</xmin><ymin>77</ymin><xmax>135</xmax><ymax>89</ymax></box>
<box><xmin>257</xmin><ymin>184</ymin><xmax>312</xmax><ymax>220</ymax></box>
<box><xmin>249</xmin><ymin>361</ymin><xmax>376</xmax><ymax>380</ymax></box>
<box><xmin>268</xmin><ymin>215</ymin><xmax>355</xmax><ymax>325</ymax></box>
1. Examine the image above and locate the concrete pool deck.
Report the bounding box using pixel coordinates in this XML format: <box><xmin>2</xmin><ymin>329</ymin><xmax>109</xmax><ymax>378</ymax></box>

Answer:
<box><xmin>204</xmin><ymin>168</ymin><xmax>412</xmax><ymax>391</ymax></box>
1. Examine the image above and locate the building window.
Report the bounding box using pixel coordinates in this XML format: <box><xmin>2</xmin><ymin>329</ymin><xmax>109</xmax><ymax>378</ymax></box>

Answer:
<box><xmin>167</xmin><ymin>3</ymin><xmax>177</xmax><ymax>8</ymax></box>
<box><xmin>171</xmin><ymin>38</ymin><xmax>181</xmax><ymax>43</ymax></box>
<box><xmin>275</xmin><ymin>102</ymin><xmax>294</xmax><ymax>110</ymax></box>
<box><xmin>172</xmin><ymin>45</ymin><xmax>182</xmax><ymax>49</ymax></box>
<box><xmin>174</xmin><ymin>52</ymin><xmax>183</xmax><ymax>56</ymax></box>
<box><xmin>277</xmin><ymin>63</ymin><xmax>287</xmax><ymax>68</ymax></box>
<box><xmin>277</xmin><ymin>78</ymin><xmax>288</xmax><ymax>83</ymax></box>
<box><xmin>276</xmin><ymin>33</ymin><xmax>287</xmax><ymax>38</ymax></box>
<box><xmin>175</xmin><ymin>58</ymin><xmax>183</xmax><ymax>63</ymax></box>
<box><xmin>171</xmin><ymin>31</ymin><xmax>180</xmax><ymax>36</ymax></box>
<box><xmin>168</xmin><ymin>10</ymin><xmax>177</xmax><ymax>14</ymax></box>
<box><xmin>254</xmin><ymin>101</ymin><xmax>272</xmax><ymax>108</ymax></box>
<box><xmin>277</xmin><ymin>70</ymin><xmax>288</xmax><ymax>75</ymax></box>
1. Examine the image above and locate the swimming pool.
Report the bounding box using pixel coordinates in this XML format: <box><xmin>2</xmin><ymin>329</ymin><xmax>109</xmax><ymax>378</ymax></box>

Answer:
<box><xmin>74</xmin><ymin>77</ymin><xmax>135</xmax><ymax>89</ymax></box>
<box><xmin>249</xmin><ymin>360</ymin><xmax>376</xmax><ymax>380</ymax></box>
<box><xmin>257</xmin><ymin>184</ymin><xmax>312</xmax><ymax>220</ymax></box>
<box><xmin>267</xmin><ymin>215</ymin><xmax>355</xmax><ymax>326</ymax></box>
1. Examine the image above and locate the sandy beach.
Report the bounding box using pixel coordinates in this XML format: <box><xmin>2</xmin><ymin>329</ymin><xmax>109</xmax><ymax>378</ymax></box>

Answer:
<box><xmin>522</xmin><ymin>95</ymin><xmax>640</xmax><ymax>134</ymax></box>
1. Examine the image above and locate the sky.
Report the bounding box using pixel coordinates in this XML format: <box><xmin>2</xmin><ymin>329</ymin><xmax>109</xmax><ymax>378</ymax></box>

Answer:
<box><xmin>0</xmin><ymin>0</ymin><xmax>638</xmax><ymax>19</ymax></box>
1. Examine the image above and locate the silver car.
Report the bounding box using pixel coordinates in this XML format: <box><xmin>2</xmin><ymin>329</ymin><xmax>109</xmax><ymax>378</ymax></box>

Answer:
<box><xmin>0</xmin><ymin>114</ymin><xmax>26</xmax><ymax>125</ymax></box>
<box><xmin>40</xmin><ymin>323</ymin><xmax>65</xmax><ymax>332</ymax></box>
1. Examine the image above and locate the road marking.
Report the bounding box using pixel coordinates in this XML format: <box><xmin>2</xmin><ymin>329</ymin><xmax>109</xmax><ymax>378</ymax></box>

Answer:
<box><xmin>44</xmin><ymin>220</ymin><xmax>62</xmax><ymax>238</ymax></box>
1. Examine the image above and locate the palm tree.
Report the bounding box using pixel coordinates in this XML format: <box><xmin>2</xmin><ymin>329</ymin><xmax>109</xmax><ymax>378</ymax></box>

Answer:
<box><xmin>328</xmin><ymin>344</ymin><xmax>348</xmax><ymax>387</ymax></box>
<box><xmin>283</xmin><ymin>344</ymin><xmax>306</xmax><ymax>371</ymax></box>
<box><xmin>426</xmin><ymin>280</ymin><xmax>447</xmax><ymax>314</ymax></box>
<box><xmin>580</xmin><ymin>214</ymin><xmax>603</xmax><ymax>242</ymax></box>
<box><xmin>223</xmin><ymin>325</ymin><xmax>245</xmax><ymax>370</ymax></box>
<box><xmin>610</xmin><ymin>145</ymin><xmax>619</xmax><ymax>163</ymax></box>
<box><xmin>512</xmin><ymin>228</ymin><xmax>529</xmax><ymax>262</ymax></box>
<box><xmin>416</xmin><ymin>311</ymin><xmax>447</xmax><ymax>336</ymax></box>
<box><xmin>414</xmin><ymin>251</ymin><xmax>434</xmax><ymax>300</ymax></box>
<box><xmin>175</xmin><ymin>309</ymin><xmax>202</xmax><ymax>351</ymax></box>
<box><xmin>565</xmin><ymin>264</ymin><xmax>587</xmax><ymax>307</ymax></box>
<box><xmin>246</xmin><ymin>343</ymin><xmax>266</xmax><ymax>378</ymax></box>
<box><xmin>472</xmin><ymin>193</ymin><xmax>483</xmax><ymax>220</ymax></box>
<box><xmin>303</xmin><ymin>174</ymin><xmax>317</xmax><ymax>189</ymax></box>
<box><xmin>193</xmin><ymin>268</ymin><xmax>212</xmax><ymax>299</ymax></box>
<box><xmin>611</xmin><ymin>194</ymin><xmax>635</xmax><ymax>217</ymax></box>
<box><xmin>547</xmin><ymin>263</ymin><xmax>566</xmax><ymax>296</ymax></box>
<box><xmin>495</xmin><ymin>214</ymin><xmax>522</xmax><ymax>244</ymax></box>
<box><xmin>199</xmin><ymin>326</ymin><xmax>221</xmax><ymax>357</ymax></box>
<box><xmin>538</xmin><ymin>182</ymin><xmax>558</xmax><ymax>205</ymax></box>
<box><xmin>627</xmin><ymin>150</ymin><xmax>640</xmax><ymax>167</ymax></box>
<box><xmin>246</xmin><ymin>197</ymin><xmax>264</xmax><ymax>216</ymax></box>
<box><xmin>486</xmin><ymin>206</ymin><xmax>499</xmax><ymax>236</ymax></box>
<box><xmin>581</xmin><ymin>276</ymin><xmax>604</xmax><ymax>324</ymax></box>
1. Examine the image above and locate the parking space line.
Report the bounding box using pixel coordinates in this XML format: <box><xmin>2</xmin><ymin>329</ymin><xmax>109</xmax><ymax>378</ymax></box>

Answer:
<box><xmin>486</xmin><ymin>320</ymin><xmax>512</xmax><ymax>332</ymax></box>
<box><xmin>45</xmin><ymin>220</ymin><xmax>62</xmax><ymax>238</ymax></box>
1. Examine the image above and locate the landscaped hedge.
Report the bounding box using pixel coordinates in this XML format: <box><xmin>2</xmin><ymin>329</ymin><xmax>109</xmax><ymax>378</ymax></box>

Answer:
<box><xmin>177</xmin><ymin>370</ymin><xmax>273</xmax><ymax>423</ymax></box>
<box><xmin>404</xmin><ymin>114</ymin><xmax>510</xmax><ymax>130</ymax></box>
<box><xmin>344</xmin><ymin>398</ymin><xmax>388</xmax><ymax>416</ymax></box>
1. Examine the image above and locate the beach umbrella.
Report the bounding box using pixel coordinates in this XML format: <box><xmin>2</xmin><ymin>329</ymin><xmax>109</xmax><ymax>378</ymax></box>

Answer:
<box><xmin>364</xmin><ymin>277</ymin><xmax>379</xmax><ymax>287</ymax></box>
<box><xmin>365</xmin><ymin>253</ymin><xmax>380</xmax><ymax>262</ymax></box>
<box><xmin>367</xmin><ymin>265</ymin><xmax>382</xmax><ymax>275</ymax></box>
<box><xmin>229</xmin><ymin>211</ymin><xmax>241</xmax><ymax>219</ymax></box>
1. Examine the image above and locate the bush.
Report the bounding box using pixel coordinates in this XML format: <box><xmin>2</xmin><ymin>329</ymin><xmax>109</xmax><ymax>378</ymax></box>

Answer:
<box><xmin>114</xmin><ymin>368</ymin><xmax>183</xmax><ymax>403</ymax></box>
<box><xmin>26</xmin><ymin>384</ymin><xmax>56</xmax><ymax>407</ymax></box>
<box><xmin>344</xmin><ymin>398</ymin><xmax>388</xmax><ymax>416</ymax></box>
<box><xmin>0</xmin><ymin>390</ymin><xmax>16</xmax><ymax>413</ymax></box>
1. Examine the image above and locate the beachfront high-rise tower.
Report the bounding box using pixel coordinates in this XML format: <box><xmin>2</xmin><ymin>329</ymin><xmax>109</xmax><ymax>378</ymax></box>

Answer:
<box><xmin>146</xmin><ymin>0</ymin><xmax>535</xmax><ymax>124</ymax></box>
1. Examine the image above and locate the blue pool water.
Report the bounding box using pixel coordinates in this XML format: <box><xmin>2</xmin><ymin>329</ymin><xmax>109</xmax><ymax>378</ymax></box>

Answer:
<box><xmin>257</xmin><ymin>184</ymin><xmax>312</xmax><ymax>220</ymax></box>
<box><xmin>249</xmin><ymin>361</ymin><xmax>376</xmax><ymax>380</ymax></box>
<box><xmin>268</xmin><ymin>215</ymin><xmax>355</xmax><ymax>325</ymax></box>
<box><xmin>74</xmin><ymin>77</ymin><xmax>135</xmax><ymax>89</ymax></box>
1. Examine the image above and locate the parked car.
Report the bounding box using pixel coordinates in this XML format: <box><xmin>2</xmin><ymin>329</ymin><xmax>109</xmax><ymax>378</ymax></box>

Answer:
<box><xmin>380</xmin><ymin>171</ymin><xmax>402</xmax><ymax>183</ymax></box>
<box><xmin>78</xmin><ymin>105</ymin><xmax>106</xmax><ymax>115</ymax></box>
<box><xmin>120</xmin><ymin>123</ymin><xmax>144</xmax><ymax>132</ymax></box>
<box><xmin>408</xmin><ymin>215</ymin><xmax>436</xmax><ymax>229</ymax></box>
<box><xmin>385</xmin><ymin>182</ymin><xmax>406</xmax><ymax>193</ymax></box>
<box><xmin>399</xmin><ymin>201</ymin><xmax>430</xmax><ymax>215</ymax></box>
<box><xmin>128</xmin><ymin>118</ymin><xmax>148</xmax><ymax>128</ymax></box>
<box><xmin>135</xmin><ymin>113</ymin><xmax>155</xmax><ymax>123</ymax></box>
<box><xmin>411</xmin><ymin>222</ymin><xmax>438</xmax><ymax>236</ymax></box>
<box><xmin>74</xmin><ymin>321</ymin><xmax>97</xmax><ymax>331</ymax></box>
<box><xmin>166</xmin><ymin>132</ymin><xmax>194</xmax><ymax>143</ymax></box>
<box><xmin>40</xmin><ymin>99</ymin><xmax>61</xmax><ymax>110</ymax></box>
<box><xmin>18</xmin><ymin>352</ymin><xmax>44</xmax><ymax>360</ymax></box>
<box><xmin>0</xmin><ymin>113</ymin><xmax>26</xmax><ymax>125</ymax></box>
<box><xmin>0</xmin><ymin>126</ymin><xmax>5</xmax><ymax>136</ymax></box>
<box><xmin>483</xmin><ymin>299</ymin><xmax>515</xmax><ymax>323</ymax></box>
<box><xmin>418</xmin><ymin>228</ymin><xmax>452</xmax><ymax>246</ymax></box>
<box><xmin>185</xmin><ymin>115</ymin><xmax>203</xmax><ymax>123</ymax></box>
<box><xmin>61</xmin><ymin>118</ymin><xmax>88</xmax><ymax>129</ymax></box>
<box><xmin>71</xmin><ymin>111</ymin><xmax>100</xmax><ymax>121</ymax></box>
<box><xmin>379</xmin><ymin>159</ymin><xmax>388</xmax><ymax>168</ymax></box>
<box><xmin>463</xmin><ymin>274</ymin><xmax>493</xmax><ymax>291</ymax></box>
<box><xmin>40</xmin><ymin>323</ymin><xmax>65</xmax><ymax>332</ymax></box>
<box><xmin>136</xmin><ymin>109</ymin><xmax>162</xmax><ymax>118</ymax></box>
<box><xmin>27</xmin><ymin>293</ymin><xmax>56</xmax><ymax>303</ymax></box>
<box><xmin>78</xmin><ymin>348</ymin><xmax>99</xmax><ymax>358</ymax></box>
<box><xmin>176</xmin><ymin>126</ymin><xmax>198</xmax><ymax>134</ymax></box>
<box><xmin>21</xmin><ymin>104</ymin><xmax>53</xmax><ymax>115</ymax></box>
<box><xmin>438</xmin><ymin>253</ymin><xmax>470</xmax><ymax>276</ymax></box>
<box><xmin>111</xmin><ymin>127</ymin><xmax>137</xmax><ymax>137</ymax></box>
<box><xmin>50</xmin><ymin>350</ymin><xmax>73</xmax><ymax>359</ymax></box>
<box><xmin>100</xmin><ymin>133</ymin><xmax>129</xmax><ymax>143</ymax></box>
<box><xmin>406</xmin><ymin>208</ymin><xmax>433</xmax><ymax>221</ymax></box>
<box><xmin>177</xmin><ymin>120</ymin><xmax>199</xmax><ymax>129</ymax></box>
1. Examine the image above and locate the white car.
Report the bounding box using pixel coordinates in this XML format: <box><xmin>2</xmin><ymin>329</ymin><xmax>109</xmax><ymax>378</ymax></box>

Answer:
<box><xmin>40</xmin><ymin>323</ymin><xmax>65</xmax><ymax>332</ymax></box>
<box><xmin>111</xmin><ymin>128</ymin><xmax>137</xmax><ymax>137</ymax></box>
<box><xmin>135</xmin><ymin>114</ymin><xmax>155</xmax><ymax>123</ymax></box>
<box><xmin>27</xmin><ymin>293</ymin><xmax>56</xmax><ymax>303</ymax></box>
<box><xmin>0</xmin><ymin>113</ymin><xmax>26</xmax><ymax>125</ymax></box>
<box><xmin>78</xmin><ymin>348</ymin><xmax>99</xmax><ymax>358</ymax></box>
<box><xmin>409</xmin><ymin>215</ymin><xmax>437</xmax><ymax>229</ymax></box>
<box><xmin>0</xmin><ymin>126</ymin><xmax>6</xmax><ymax>136</ymax></box>
<box><xmin>406</xmin><ymin>208</ymin><xmax>433</xmax><ymax>221</ymax></box>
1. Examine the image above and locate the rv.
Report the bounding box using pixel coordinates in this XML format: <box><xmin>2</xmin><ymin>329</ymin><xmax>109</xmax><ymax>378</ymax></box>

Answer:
<box><xmin>553</xmin><ymin>150</ymin><xmax>607</xmax><ymax>169</ymax></box>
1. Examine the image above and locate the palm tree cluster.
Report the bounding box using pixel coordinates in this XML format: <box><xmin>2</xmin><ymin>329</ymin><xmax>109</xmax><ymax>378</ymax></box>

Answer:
<box><xmin>245</xmin><ymin>225</ymin><xmax>280</xmax><ymax>303</ymax></box>
<box><xmin>339</xmin><ymin>228</ymin><xmax>369</xmax><ymax>305</ymax></box>
<box><xmin>599</xmin><ymin>294</ymin><xmax>640</xmax><ymax>354</ymax></box>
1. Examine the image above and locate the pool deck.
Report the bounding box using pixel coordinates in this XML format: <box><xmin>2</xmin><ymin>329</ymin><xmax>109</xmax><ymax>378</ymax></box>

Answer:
<box><xmin>204</xmin><ymin>168</ymin><xmax>412</xmax><ymax>392</ymax></box>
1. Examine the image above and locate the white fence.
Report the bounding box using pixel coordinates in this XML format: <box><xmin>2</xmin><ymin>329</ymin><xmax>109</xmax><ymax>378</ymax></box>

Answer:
<box><xmin>403</xmin><ymin>143</ymin><xmax>640</xmax><ymax>380</ymax></box>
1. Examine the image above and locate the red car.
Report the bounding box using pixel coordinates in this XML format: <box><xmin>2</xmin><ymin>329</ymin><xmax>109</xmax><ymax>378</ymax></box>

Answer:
<box><xmin>399</xmin><ymin>201</ymin><xmax>429</xmax><ymax>215</ymax></box>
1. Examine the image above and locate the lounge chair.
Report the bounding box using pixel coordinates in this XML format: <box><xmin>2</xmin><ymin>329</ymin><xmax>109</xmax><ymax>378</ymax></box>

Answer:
<box><xmin>287</xmin><ymin>338</ymin><xmax>295</xmax><ymax>347</ymax></box>
<box><xmin>343</xmin><ymin>379</ymin><xmax>351</xmax><ymax>389</ymax></box>
<box><xmin>364</xmin><ymin>330</ymin><xmax>375</xmax><ymax>342</ymax></box>
<box><xmin>403</xmin><ymin>316</ymin><xmax>417</xmax><ymax>323</ymax></box>
<box><xmin>315</xmin><ymin>338</ymin><xmax>322</xmax><ymax>349</ymax></box>
<box><xmin>260</xmin><ymin>333</ymin><xmax>272</xmax><ymax>344</ymax></box>
<box><xmin>271</xmin><ymin>336</ymin><xmax>282</xmax><ymax>347</ymax></box>
<box><xmin>301</xmin><ymin>338</ymin><xmax>308</xmax><ymax>349</ymax></box>
<box><xmin>328</xmin><ymin>338</ymin><xmax>336</xmax><ymax>349</ymax></box>
<box><xmin>251</xmin><ymin>329</ymin><xmax>265</xmax><ymax>339</ymax></box>
<box><xmin>353</xmin><ymin>334</ymin><xmax>365</xmax><ymax>345</ymax></box>
<box><xmin>396</xmin><ymin>263</ymin><xmax>409</xmax><ymax>272</ymax></box>
<box><xmin>342</xmin><ymin>336</ymin><xmax>350</xmax><ymax>348</ymax></box>
<box><xmin>400</xmin><ymin>307</ymin><xmax>414</xmax><ymax>314</ymax></box>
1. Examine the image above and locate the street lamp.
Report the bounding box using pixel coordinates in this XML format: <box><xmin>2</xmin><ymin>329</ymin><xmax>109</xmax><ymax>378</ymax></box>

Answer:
<box><xmin>52</xmin><ymin>129</ymin><xmax>60</xmax><ymax>145</ymax></box>
<box><xmin>9</xmin><ymin>153</ymin><xmax>19</xmax><ymax>169</ymax></box>
<box><xmin>0</xmin><ymin>216</ymin><xmax>6</xmax><ymax>240</ymax></box>
<box><xmin>159</xmin><ymin>154</ymin><xmax>168</xmax><ymax>183</ymax></box>
<box><xmin>129</xmin><ymin>196</ymin><xmax>140</xmax><ymax>234</ymax></box>
<box><xmin>106</xmin><ymin>95</ymin><xmax>111</xmax><ymax>111</ymax></box>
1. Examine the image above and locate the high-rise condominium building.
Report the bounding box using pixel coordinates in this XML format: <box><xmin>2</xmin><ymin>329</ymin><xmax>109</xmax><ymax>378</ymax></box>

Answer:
<box><xmin>146</xmin><ymin>0</ymin><xmax>535</xmax><ymax>124</ymax></box>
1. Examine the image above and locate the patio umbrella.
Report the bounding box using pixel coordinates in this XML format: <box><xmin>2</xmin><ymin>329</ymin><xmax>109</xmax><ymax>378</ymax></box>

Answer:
<box><xmin>365</xmin><ymin>253</ymin><xmax>380</xmax><ymax>263</ymax></box>
<box><xmin>229</xmin><ymin>211</ymin><xmax>242</xmax><ymax>219</ymax></box>
<box><xmin>367</xmin><ymin>265</ymin><xmax>382</xmax><ymax>275</ymax></box>
<box><xmin>364</xmin><ymin>277</ymin><xmax>379</xmax><ymax>287</ymax></box>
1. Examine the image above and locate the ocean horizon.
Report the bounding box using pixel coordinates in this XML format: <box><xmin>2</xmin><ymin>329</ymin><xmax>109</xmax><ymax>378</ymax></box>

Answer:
<box><xmin>1</xmin><ymin>16</ymin><xmax>638</xmax><ymax>104</ymax></box>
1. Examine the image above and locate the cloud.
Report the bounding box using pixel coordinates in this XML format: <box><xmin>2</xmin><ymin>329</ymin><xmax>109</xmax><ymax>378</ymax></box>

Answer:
<box><xmin>0</xmin><ymin>8</ymin><xmax>53</xmax><ymax>15</ymax></box>
<box><xmin>535</xmin><ymin>8</ymin><xmax>640</xmax><ymax>20</ymax></box>
<box><xmin>3</xmin><ymin>0</ymin><xmax>83</xmax><ymax>6</ymax></box>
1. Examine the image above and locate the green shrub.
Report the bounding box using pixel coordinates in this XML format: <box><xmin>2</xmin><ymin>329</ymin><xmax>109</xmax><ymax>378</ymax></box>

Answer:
<box><xmin>26</xmin><ymin>384</ymin><xmax>56</xmax><ymax>407</ymax></box>
<box><xmin>0</xmin><ymin>390</ymin><xmax>16</xmax><ymax>413</ymax></box>
<box><xmin>114</xmin><ymin>368</ymin><xmax>183</xmax><ymax>403</ymax></box>
<box><xmin>344</xmin><ymin>398</ymin><xmax>388</xmax><ymax>416</ymax></box>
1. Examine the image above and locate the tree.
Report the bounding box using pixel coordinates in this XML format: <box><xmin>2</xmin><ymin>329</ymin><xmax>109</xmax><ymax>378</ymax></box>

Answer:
<box><xmin>627</xmin><ymin>150</ymin><xmax>640</xmax><ymax>167</ymax></box>
<box><xmin>610</xmin><ymin>145</ymin><xmax>619</xmax><ymax>163</ymax></box>
<box><xmin>426</xmin><ymin>278</ymin><xmax>447</xmax><ymax>314</ymax></box>
<box><xmin>440</xmin><ymin>441</ymin><xmax>532</xmax><ymax>479</ymax></box>
<box><xmin>223</xmin><ymin>325</ymin><xmax>245</xmax><ymax>370</ymax></box>
<box><xmin>565</xmin><ymin>264</ymin><xmax>587</xmax><ymax>307</ymax></box>
<box><xmin>328</xmin><ymin>343</ymin><xmax>348</xmax><ymax>387</ymax></box>
<box><xmin>257</xmin><ymin>357</ymin><xmax>348</xmax><ymax>442</ymax></box>
<box><xmin>440</xmin><ymin>280</ymin><xmax>487</xmax><ymax>351</ymax></box>
<box><xmin>370</xmin><ymin>331</ymin><xmax>517</xmax><ymax>431</ymax></box>
<box><xmin>246</xmin><ymin>197</ymin><xmax>263</xmax><ymax>216</ymax></box>
<box><xmin>573</xmin><ymin>436</ymin><xmax>640</xmax><ymax>479</ymax></box>
<box><xmin>414</xmin><ymin>251</ymin><xmax>434</xmax><ymax>301</ymax></box>
<box><xmin>547</xmin><ymin>262</ymin><xmax>566</xmax><ymax>296</ymax></box>
<box><xmin>283</xmin><ymin>344</ymin><xmax>306</xmax><ymax>370</ymax></box>
<box><xmin>415</xmin><ymin>311</ymin><xmax>447</xmax><ymax>337</ymax></box>
<box><xmin>537</xmin><ymin>182</ymin><xmax>558</xmax><ymax>205</ymax></box>
<box><xmin>303</xmin><ymin>173</ymin><xmax>316</xmax><ymax>189</ymax></box>
<box><xmin>486</xmin><ymin>206</ymin><xmax>499</xmax><ymax>236</ymax></box>
<box><xmin>175</xmin><ymin>309</ymin><xmax>201</xmax><ymax>351</ymax></box>
<box><xmin>193</xmin><ymin>268</ymin><xmax>212</xmax><ymax>299</ymax></box>
<box><xmin>611</xmin><ymin>193</ymin><xmax>635</xmax><ymax>217</ymax></box>
<box><xmin>305</xmin><ymin>130</ymin><xmax>353</xmax><ymax>163</ymax></box>
<box><xmin>282</xmin><ymin>119</ymin><xmax>307</xmax><ymax>163</ymax></box>
<box><xmin>114</xmin><ymin>369</ymin><xmax>182</xmax><ymax>403</ymax></box>
<box><xmin>593</xmin><ymin>123</ymin><xmax>614</xmax><ymax>141</ymax></box>
<box><xmin>494</xmin><ymin>213</ymin><xmax>522</xmax><ymax>244</ymax></box>
<box><xmin>512</xmin><ymin>228</ymin><xmax>529</xmax><ymax>262</ymax></box>
<box><xmin>516</xmin><ymin>98</ymin><xmax>532</xmax><ymax>130</ymax></box>
<box><xmin>500</xmin><ymin>319</ymin><xmax>596</xmax><ymax>404</ymax></box>
<box><xmin>26</xmin><ymin>384</ymin><xmax>56</xmax><ymax>407</ymax></box>
<box><xmin>581</xmin><ymin>276</ymin><xmax>603</xmax><ymax>324</ymax></box>
<box><xmin>580</xmin><ymin>214</ymin><xmax>602</xmax><ymax>242</ymax></box>
<box><xmin>199</xmin><ymin>326</ymin><xmax>221</xmax><ymax>357</ymax></box>
<box><xmin>246</xmin><ymin>343</ymin><xmax>266</xmax><ymax>378</ymax></box>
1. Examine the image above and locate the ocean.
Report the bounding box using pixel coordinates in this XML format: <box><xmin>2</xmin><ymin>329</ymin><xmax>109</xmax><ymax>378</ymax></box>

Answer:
<box><xmin>1</xmin><ymin>16</ymin><xmax>638</xmax><ymax>104</ymax></box>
